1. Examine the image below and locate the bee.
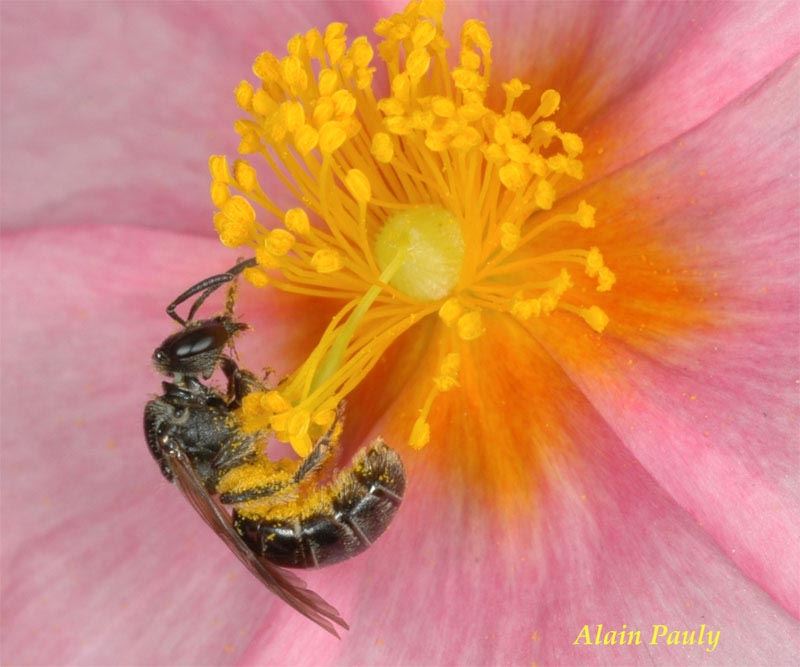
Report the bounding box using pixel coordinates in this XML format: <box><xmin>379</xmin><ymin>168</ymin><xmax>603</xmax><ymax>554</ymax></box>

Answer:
<box><xmin>144</xmin><ymin>258</ymin><xmax>405</xmax><ymax>636</ymax></box>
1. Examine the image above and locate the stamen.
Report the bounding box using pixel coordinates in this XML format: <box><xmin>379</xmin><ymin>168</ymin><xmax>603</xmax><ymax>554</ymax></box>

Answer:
<box><xmin>213</xmin><ymin>0</ymin><xmax>616</xmax><ymax>451</ymax></box>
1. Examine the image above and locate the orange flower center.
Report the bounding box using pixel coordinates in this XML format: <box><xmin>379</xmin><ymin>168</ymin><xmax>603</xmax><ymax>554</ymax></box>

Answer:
<box><xmin>209</xmin><ymin>0</ymin><xmax>614</xmax><ymax>455</ymax></box>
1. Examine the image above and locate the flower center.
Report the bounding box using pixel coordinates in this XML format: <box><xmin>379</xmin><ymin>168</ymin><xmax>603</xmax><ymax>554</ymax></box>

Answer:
<box><xmin>208</xmin><ymin>0</ymin><xmax>616</xmax><ymax>454</ymax></box>
<box><xmin>374</xmin><ymin>205</ymin><xmax>464</xmax><ymax>301</ymax></box>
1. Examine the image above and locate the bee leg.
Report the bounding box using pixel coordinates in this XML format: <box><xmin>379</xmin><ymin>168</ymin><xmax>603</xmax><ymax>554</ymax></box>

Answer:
<box><xmin>219</xmin><ymin>356</ymin><xmax>265</xmax><ymax>409</ymax></box>
<box><xmin>218</xmin><ymin>479</ymin><xmax>295</xmax><ymax>505</ymax></box>
<box><xmin>166</xmin><ymin>257</ymin><xmax>256</xmax><ymax>325</ymax></box>
<box><xmin>293</xmin><ymin>403</ymin><xmax>346</xmax><ymax>484</ymax></box>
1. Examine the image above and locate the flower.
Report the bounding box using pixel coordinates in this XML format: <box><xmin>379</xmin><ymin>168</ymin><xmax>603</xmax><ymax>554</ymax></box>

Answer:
<box><xmin>1</xmin><ymin>2</ymin><xmax>798</xmax><ymax>666</ymax></box>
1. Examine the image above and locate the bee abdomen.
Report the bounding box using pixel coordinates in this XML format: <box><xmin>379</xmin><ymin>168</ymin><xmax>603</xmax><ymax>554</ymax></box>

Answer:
<box><xmin>233</xmin><ymin>440</ymin><xmax>405</xmax><ymax>569</ymax></box>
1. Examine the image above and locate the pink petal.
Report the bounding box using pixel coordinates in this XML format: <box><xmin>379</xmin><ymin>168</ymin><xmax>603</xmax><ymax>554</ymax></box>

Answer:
<box><xmin>439</xmin><ymin>1</ymin><xmax>799</xmax><ymax>180</ymax></box>
<box><xmin>239</xmin><ymin>316</ymin><xmax>800</xmax><ymax>665</ymax></box>
<box><xmin>532</xmin><ymin>55</ymin><xmax>800</xmax><ymax>615</ymax></box>
<box><xmin>0</xmin><ymin>2</ymin><xmax>383</xmax><ymax>233</ymax></box>
<box><xmin>4</xmin><ymin>227</ymin><xmax>796</xmax><ymax>665</ymax></box>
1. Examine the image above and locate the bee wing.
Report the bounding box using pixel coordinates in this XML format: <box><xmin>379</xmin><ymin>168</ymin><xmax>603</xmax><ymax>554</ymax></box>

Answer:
<box><xmin>166</xmin><ymin>450</ymin><xmax>349</xmax><ymax>637</ymax></box>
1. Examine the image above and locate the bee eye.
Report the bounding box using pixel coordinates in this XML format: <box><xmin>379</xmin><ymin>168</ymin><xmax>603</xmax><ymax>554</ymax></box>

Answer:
<box><xmin>155</xmin><ymin>350</ymin><xmax>168</xmax><ymax>362</ymax></box>
<box><xmin>173</xmin><ymin>407</ymin><xmax>186</xmax><ymax>419</ymax></box>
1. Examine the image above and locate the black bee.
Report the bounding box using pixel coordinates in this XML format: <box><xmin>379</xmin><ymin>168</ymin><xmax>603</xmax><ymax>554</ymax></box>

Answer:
<box><xmin>144</xmin><ymin>258</ymin><xmax>405</xmax><ymax>636</ymax></box>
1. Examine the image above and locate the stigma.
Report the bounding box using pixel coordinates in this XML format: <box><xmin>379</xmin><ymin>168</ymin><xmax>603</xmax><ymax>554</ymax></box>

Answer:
<box><xmin>209</xmin><ymin>0</ymin><xmax>615</xmax><ymax>453</ymax></box>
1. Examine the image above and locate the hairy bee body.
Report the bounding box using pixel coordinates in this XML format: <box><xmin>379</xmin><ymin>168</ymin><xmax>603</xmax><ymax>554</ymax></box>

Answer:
<box><xmin>144</xmin><ymin>258</ymin><xmax>405</xmax><ymax>635</ymax></box>
<box><xmin>234</xmin><ymin>442</ymin><xmax>405</xmax><ymax>568</ymax></box>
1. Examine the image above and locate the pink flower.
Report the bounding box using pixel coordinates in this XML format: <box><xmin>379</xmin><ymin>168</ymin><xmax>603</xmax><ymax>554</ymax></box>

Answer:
<box><xmin>2</xmin><ymin>1</ymin><xmax>798</xmax><ymax>665</ymax></box>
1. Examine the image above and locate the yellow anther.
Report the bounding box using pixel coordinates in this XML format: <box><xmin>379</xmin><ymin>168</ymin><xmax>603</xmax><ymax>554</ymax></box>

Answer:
<box><xmin>511</xmin><ymin>295</ymin><xmax>541</xmax><ymax>321</ymax></box>
<box><xmin>221</xmin><ymin>195</ymin><xmax>255</xmax><ymax>225</ymax></box>
<box><xmin>312</xmin><ymin>407</ymin><xmax>336</xmax><ymax>428</ymax></box>
<box><xmin>385</xmin><ymin>115</ymin><xmax>412</xmax><ymax>135</ymax></box>
<box><xmin>439</xmin><ymin>352</ymin><xmax>460</xmax><ymax>377</ymax></box>
<box><xmin>252</xmin><ymin>51</ymin><xmax>281</xmax><ymax>82</ymax></box>
<box><xmin>457</xmin><ymin>310</ymin><xmax>485</xmax><ymax>341</ymax></box>
<box><xmin>505</xmin><ymin>140</ymin><xmax>530</xmax><ymax>163</ymax></box>
<box><xmin>208</xmin><ymin>155</ymin><xmax>230</xmax><ymax>183</ymax></box>
<box><xmin>378</xmin><ymin>97</ymin><xmax>406</xmax><ymax>117</ymax></box>
<box><xmin>536</xmin><ymin>89</ymin><xmax>561</xmax><ymax>117</ymax></box>
<box><xmin>345</xmin><ymin>169</ymin><xmax>371</xmax><ymax>205</ymax></box>
<box><xmin>287</xmin><ymin>409</ymin><xmax>311</xmax><ymax>437</ymax></box>
<box><xmin>318</xmin><ymin>121</ymin><xmax>347</xmax><ymax>154</ymax></box>
<box><xmin>534</xmin><ymin>179</ymin><xmax>555</xmax><ymax>209</ymax></box>
<box><xmin>255</xmin><ymin>245</ymin><xmax>281</xmax><ymax>270</ymax></box>
<box><xmin>500</xmin><ymin>222</ymin><xmax>521</xmax><ymax>251</ymax></box>
<box><xmin>412</xmin><ymin>21</ymin><xmax>437</xmax><ymax>48</ymax></box>
<box><xmin>576</xmin><ymin>201</ymin><xmax>596</xmax><ymax>228</ymax></box>
<box><xmin>493</xmin><ymin>120</ymin><xmax>513</xmax><ymax>145</ymax></box>
<box><xmin>459</xmin><ymin>102</ymin><xmax>487</xmax><ymax>122</ymax></box>
<box><xmin>432</xmin><ymin>352</ymin><xmax>461</xmax><ymax>391</ymax></box>
<box><xmin>305</xmin><ymin>28</ymin><xmax>325</xmax><ymax>60</ymax></box>
<box><xmin>431</xmin><ymin>96</ymin><xmax>456</xmax><ymax>117</ymax></box>
<box><xmin>243</xmin><ymin>267</ymin><xmax>270</xmax><ymax>288</ymax></box>
<box><xmin>438</xmin><ymin>298</ymin><xmax>463</xmax><ymax>326</ymax></box>
<box><xmin>312</xmin><ymin>97</ymin><xmax>335</xmax><ymax>126</ymax></box>
<box><xmin>507</xmin><ymin>111</ymin><xmax>531</xmax><ymax>137</ymax></box>
<box><xmin>324</xmin><ymin>22</ymin><xmax>348</xmax><ymax>63</ymax></box>
<box><xmin>282</xmin><ymin>55</ymin><xmax>309</xmax><ymax>93</ymax></box>
<box><xmin>210</xmin><ymin>181</ymin><xmax>230</xmax><ymax>208</ymax></box>
<box><xmin>215</xmin><ymin>212</ymin><xmax>253</xmax><ymax>248</ymax></box>
<box><xmin>502</xmin><ymin>78</ymin><xmax>530</xmax><ymax>107</ymax></box>
<box><xmin>371</xmin><ymin>132</ymin><xmax>394</xmax><ymax>163</ymax></box>
<box><xmin>349</xmin><ymin>36</ymin><xmax>374</xmax><ymax>67</ymax></box>
<box><xmin>270</xmin><ymin>410</ymin><xmax>290</xmax><ymax>433</ymax></box>
<box><xmin>560</xmin><ymin>132</ymin><xmax>584</xmax><ymax>156</ymax></box>
<box><xmin>234</xmin><ymin>80</ymin><xmax>254</xmax><ymax>111</ymax></box>
<box><xmin>425</xmin><ymin>131</ymin><xmax>448</xmax><ymax>152</ymax></box>
<box><xmin>499</xmin><ymin>162</ymin><xmax>527</xmax><ymax>191</ymax></box>
<box><xmin>582</xmin><ymin>306</ymin><xmax>610</xmax><ymax>333</ymax></box>
<box><xmin>252</xmin><ymin>89</ymin><xmax>275</xmax><ymax>116</ymax></box>
<box><xmin>264</xmin><ymin>391</ymin><xmax>291</xmax><ymax>413</ymax></box>
<box><xmin>318</xmin><ymin>68</ymin><xmax>340</xmax><ymax>96</ymax></box>
<box><xmin>294</xmin><ymin>124</ymin><xmax>319</xmax><ymax>155</ymax></box>
<box><xmin>460</xmin><ymin>50</ymin><xmax>481</xmax><ymax>71</ymax></box>
<box><xmin>233</xmin><ymin>160</ymin><xmax>258</xmax><ymax>192</ymax></box>
<box><xmin>266</xmin><ymin>229</ymin><xmax>295</xmax><ymax>256</ymax></box>
<box><xmin>452</xmin><ymin>67</ymin><xmax>482</xmax><ymax>92</ymax></box>
<box><xmin>238</xmin><ymin>131</ymin><xmax>261</xmax><ymax>154</ymax></box>
<box><xmin>284</xmin><ymin>208</ymin><xmax>310</xmax><ymax>235</ymax></box>
<box><xmin>411</xmin><ymin>109</ymin><xmax>435</xmax><ymax>131</ymax></box>
<box><xmin>547</xmin><ymin>154</ymin><xmax>569</xmax><ymax>174</ymax></box>
<box><xmin>483</xmin><ymin>143</ymin><xmax>506</xmax><ymax>164</ymax></box>
<box><xmin>332</xmin><ymin>89</ymin><xmax>356</xmax><ymax>117</ymax></box>
<box><xmin>597</xmin><ymin>266</ymin><xmax>616</xmax><ymax>292</ymax></box>
<box><xmin>355</xmin><ymin>66</ymin><xmax>375</xmax><ymax>90</ymax></box>
<box><xmin>282</xmin><ymin>102</ymin><xmax>305</xmax><ymax>132</ymax></box>
<box><xmin>311</xmin><ymin>248</ymin><xmax>343</xmax><ymax>273</ymax></box>
<box><xmin>406</xmin><ymin>47</ymin><xmax>431</xmax><ymax>81</ymax></box>
<box><xmin>450</xmin><ymin>126</ymin><xmax>481</xmax><ymax>150</ymax></box>
<box><xmin>553</xmin><ymin>268</ymin><xmax>573</xmax><ymax>295</ymax></box>
<box><xmin>585</xmin><ymin>247</ymin><xmax>604</xmax><ymax>277</ymax></box>
<box><xmin>563</xmin><ymin>158</ymin><xmax>583</xmax><ymax>180</ymax></box>
<box><xmin>540</xmin><ymin>290</ymin><xmax>560</xmax><ymax>315</ymax></box>
<box><xmin>286</xmin><ymin>34</ymin><xmax>305</xmax><ymax>58</ymax></box>
<box><xmin>409</xmin><ymin>418</ymin><xmax>431</xmax><ymax>449</ymax></box>
<box><xmin>462</xmin><ymin>19</ymin><xmax>491</xmax><ymax>52</ymax></box>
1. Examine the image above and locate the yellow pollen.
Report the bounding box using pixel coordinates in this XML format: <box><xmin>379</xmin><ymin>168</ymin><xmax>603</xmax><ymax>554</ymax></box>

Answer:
<box><xmin>212</xmin><ymin>0</ymin><xmax>616</xmax><ymax>452</ymax></box>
